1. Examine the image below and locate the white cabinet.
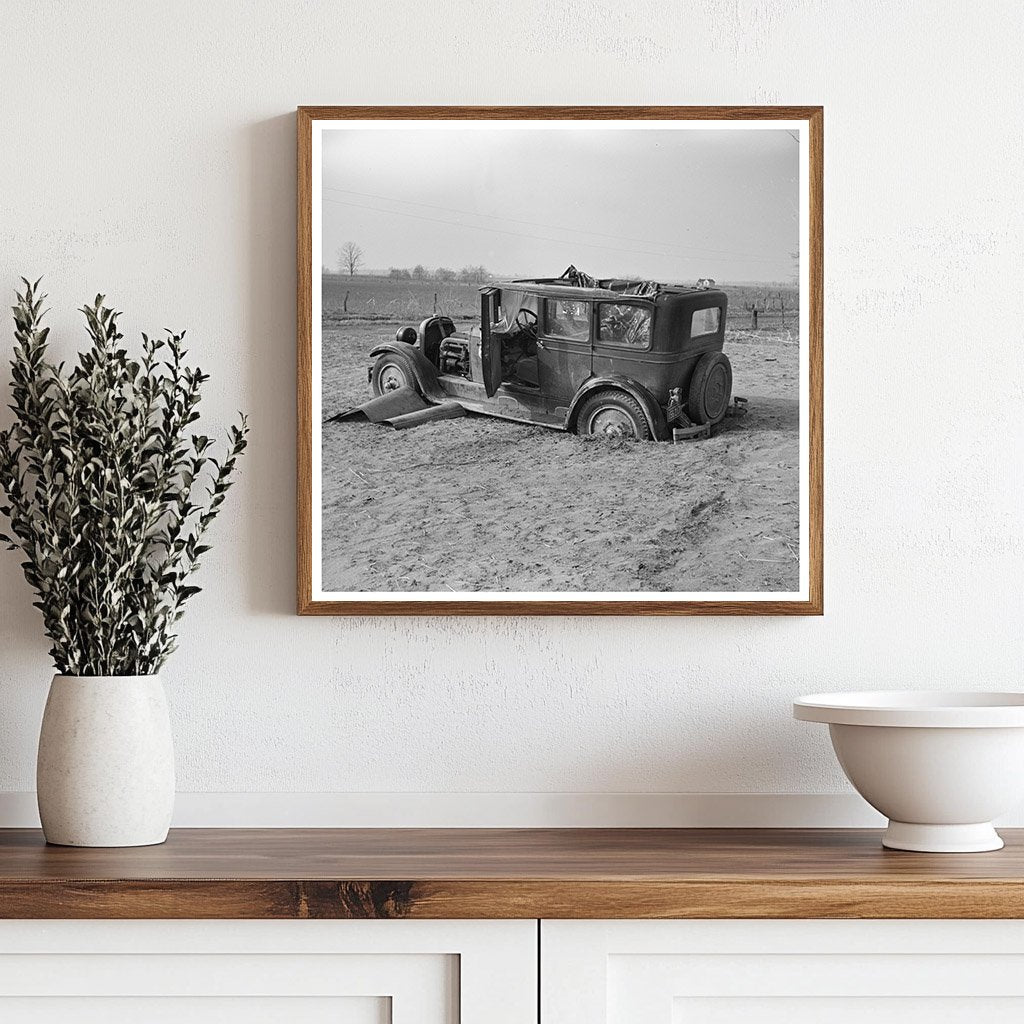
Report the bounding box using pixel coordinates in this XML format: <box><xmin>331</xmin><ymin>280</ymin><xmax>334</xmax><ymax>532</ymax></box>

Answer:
<box><xmin>0</xmin><ymin>920</ymin><xmax>536</xmax><ymax>1024</ymax></box>
<box><xmin>9</xmin><ymin>917</ymin><xmax>1024</xmax><ymax>1022</ymax></box>
<box><xmin>542</xmin><ymin>920</ymin><xmax>1024</xmax><ymax>1023</ymax></box>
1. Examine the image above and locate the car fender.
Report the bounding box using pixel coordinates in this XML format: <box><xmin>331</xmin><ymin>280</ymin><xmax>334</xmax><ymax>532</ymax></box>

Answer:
<box><xmin>567</xmin><ymin>375</ymin><xmax>669</xmax><ymax>441</ymax></box>
<box><xmin>368</xmin><ymin>342</ymin><xmax>444</xmax><ymax>402</ymax></box>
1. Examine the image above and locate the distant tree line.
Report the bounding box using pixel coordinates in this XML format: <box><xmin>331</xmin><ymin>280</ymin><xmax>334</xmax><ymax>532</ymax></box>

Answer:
<box><xmin>333</xmin><ymin>242</ymin><xmax>490</xmax><ymax>284</ymax></box>
<box><xmin>388</xmin><ymin>264</ymin><xmax>490</xmax><ymax>284</ymax></box>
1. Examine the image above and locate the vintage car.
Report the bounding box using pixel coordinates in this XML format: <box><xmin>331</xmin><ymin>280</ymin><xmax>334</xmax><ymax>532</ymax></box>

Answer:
<box><xmin>364</xmin><ymin>268</ymin><xmax>733</xmax><ymax>441</ymax></box>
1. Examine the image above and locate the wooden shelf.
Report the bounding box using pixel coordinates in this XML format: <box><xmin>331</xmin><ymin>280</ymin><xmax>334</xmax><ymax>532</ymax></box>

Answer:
<box><xmin>2</xmin><ymin>828</ymin><xmax>1023</xmax><ymax>919</ymax></box>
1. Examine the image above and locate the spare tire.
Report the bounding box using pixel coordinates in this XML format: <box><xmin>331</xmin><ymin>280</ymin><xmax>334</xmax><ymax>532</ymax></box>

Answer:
<box><xmin>688</xmin><ymin>352</ymin><xmax>733</xmax><ymax>425</ymax></box>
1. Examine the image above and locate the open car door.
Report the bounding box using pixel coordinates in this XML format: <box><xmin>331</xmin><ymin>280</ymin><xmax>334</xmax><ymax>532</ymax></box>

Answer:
<box><xmin>480</xmin><ymin>287</ymin><xmax>503</xmax><ymax>397</ymax></box>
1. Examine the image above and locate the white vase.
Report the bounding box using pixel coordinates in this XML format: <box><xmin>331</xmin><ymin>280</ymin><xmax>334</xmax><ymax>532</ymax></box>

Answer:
<box><xmin>36</xmin><ymin>675</ymin><xmax>175</xmax><ymax>847</ymax></box>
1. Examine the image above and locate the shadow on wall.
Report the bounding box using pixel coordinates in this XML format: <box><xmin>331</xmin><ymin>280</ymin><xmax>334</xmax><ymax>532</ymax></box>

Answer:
<box><xmin>0</xmin><ymin>113</ymin><xmax>311</xmax><ymax>672</ymax></box>
<box><xmin>244</xmin><ymin>114</ymin><xmax>298</xmax><ymax>617</ymax></box>
<box><xmin>0</xmin><ymin>571</ymin><xmax>49</xmax><ymax>669</ymax></box>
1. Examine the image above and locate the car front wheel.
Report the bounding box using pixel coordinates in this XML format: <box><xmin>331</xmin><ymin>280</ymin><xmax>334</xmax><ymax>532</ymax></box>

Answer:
<box><xmin>370</xmin><ymin>354</ymin><xmax>418</xmax><ymax>397</ymax></box>
<box><xmin>576</xmin><ymin>389</ymin><xmax>652</xmax><ymax>441</ymax></box>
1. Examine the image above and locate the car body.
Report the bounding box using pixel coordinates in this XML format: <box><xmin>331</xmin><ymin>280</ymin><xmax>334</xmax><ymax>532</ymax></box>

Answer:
<box><xmin>365</xmin><ymin>270</ymin><xmax>732</xmax><ymax>441</ymax></box>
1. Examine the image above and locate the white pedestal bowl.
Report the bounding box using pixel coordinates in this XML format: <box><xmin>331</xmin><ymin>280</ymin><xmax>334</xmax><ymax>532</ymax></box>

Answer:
<box><xmin>794</xmin><ymin>691</ymin><xmax>1024</xmax><ymax>852</ymax></box>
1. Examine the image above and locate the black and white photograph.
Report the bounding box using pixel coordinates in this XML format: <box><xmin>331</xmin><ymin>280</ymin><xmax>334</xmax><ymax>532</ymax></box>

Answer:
<box><xmin>300</xmin><ymin>109</ymin><xmax>822</xmax><ymax>613</ymax></box>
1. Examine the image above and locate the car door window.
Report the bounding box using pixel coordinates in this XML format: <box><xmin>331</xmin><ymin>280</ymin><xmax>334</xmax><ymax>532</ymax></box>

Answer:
<box><xmin>544</xmin><ymin>299</ymin><xmax>590</xmax><ymax>342</ymax></box>
<box><xmin>597</xmin><ymin>303</ymin><xmax>652</xmax><ymax>348</ymax></box>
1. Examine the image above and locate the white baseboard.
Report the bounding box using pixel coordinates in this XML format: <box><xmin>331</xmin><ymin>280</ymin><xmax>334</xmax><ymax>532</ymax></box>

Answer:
<box><xmin>0</xmin><ymin>791</ymin><xmax>886</xmax><ymax>828</ymax></box>
<box><xmin>3</xmin><ymin>790</ymin><xmax>1021</xmax><ymax>829</ymax></box>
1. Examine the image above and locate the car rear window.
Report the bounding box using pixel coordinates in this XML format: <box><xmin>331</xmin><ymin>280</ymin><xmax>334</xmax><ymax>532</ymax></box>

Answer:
<box><xmin>544</xmin><ymin>299</ymin><xmax>589</xmax><ymax>342</ymax></box>
<box><xmin>691</xmin><ymin>307</ymin><xmax>721</xmax><ymax>338</ymax></box>
<box><xmin>597</xmin><ymin>304</ymin><xmax>652</xmax><ymax>348</ymax></box>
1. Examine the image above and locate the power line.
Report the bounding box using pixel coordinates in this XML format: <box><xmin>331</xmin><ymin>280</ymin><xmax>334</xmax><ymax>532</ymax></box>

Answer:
<box><xmin>322</xmin><ymin>196</ymin><xmax>788</xmax><ymax>267</ymax></box>
<box><xmin>322</xmin><ymin>185</ymin><xmax>784</xmax><ymax>262</ymax></box>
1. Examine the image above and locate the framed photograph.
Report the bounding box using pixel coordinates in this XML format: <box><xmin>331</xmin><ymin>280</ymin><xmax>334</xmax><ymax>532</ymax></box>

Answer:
<box><xmin>297</xmin><ymin>106</ymin><xmax>822</xmax><ymax>615</ymax></box>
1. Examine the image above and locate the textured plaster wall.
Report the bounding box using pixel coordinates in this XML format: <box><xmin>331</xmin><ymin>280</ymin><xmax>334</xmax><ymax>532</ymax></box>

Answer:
<box><xmin>0</xmin><ymin>1</ymin><xmax>1022</xmax><ymax>813</ymax></box>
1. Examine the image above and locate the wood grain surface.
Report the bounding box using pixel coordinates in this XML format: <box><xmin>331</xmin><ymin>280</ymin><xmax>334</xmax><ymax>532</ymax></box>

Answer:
<box><xmin>296</xmin><ymin>105</ymin><xmax>824</xmax><ymax>616</ymax></box>
<box><xmin>2</xmin><ymin>827</ymin><xmax>1021</xmax><ymax>920</ymax></box>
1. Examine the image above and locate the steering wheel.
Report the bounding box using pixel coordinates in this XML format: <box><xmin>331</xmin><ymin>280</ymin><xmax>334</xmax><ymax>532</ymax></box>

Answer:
<box><xmin>514</xmin><ymin>307</ymin><xmax>539</xmax><ymax>334</ymax></box>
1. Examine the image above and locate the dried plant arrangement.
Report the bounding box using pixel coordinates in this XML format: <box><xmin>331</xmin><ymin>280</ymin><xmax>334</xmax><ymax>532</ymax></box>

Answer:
<box><xmin>0</xmin><ymin>279</ymin><xmax>248</xmax><ymax>676</ymax></box>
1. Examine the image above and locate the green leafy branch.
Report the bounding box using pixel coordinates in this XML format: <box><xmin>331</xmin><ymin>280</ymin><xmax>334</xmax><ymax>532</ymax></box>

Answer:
<box><xmin>0</xmin><ymin>279</ymin><xmax>248</xmax><ymax>675</ymax></box>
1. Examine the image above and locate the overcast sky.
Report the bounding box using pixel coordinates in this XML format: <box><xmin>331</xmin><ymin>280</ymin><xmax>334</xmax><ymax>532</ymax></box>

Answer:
<box><xmin>321</xmin><ymin>127</ymin><xmax>800</xmax><ymax>283</ymax></box>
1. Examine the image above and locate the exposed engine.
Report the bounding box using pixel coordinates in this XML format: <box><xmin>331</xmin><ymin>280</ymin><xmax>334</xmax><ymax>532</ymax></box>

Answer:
<box><xmin>438</xmin><ymin>337</ymin><xmax>471</xmax><ymax>377</ymax></box>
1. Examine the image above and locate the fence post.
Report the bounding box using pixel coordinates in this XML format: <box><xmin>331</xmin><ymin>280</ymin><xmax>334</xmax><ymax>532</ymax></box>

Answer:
<box><xmin>433</xmin><ymin>292</ymin><xmax>438</xmax><ymax>314</ymax></box>
<box><xmin>751</xmin><ymin>307</ymin><xmax>758</xmax><ymax>329</ymax></box>
<box><xmin>344</xmin><ymin>291</ymin><xmax>349</xmax><ymax>313</ymax></box>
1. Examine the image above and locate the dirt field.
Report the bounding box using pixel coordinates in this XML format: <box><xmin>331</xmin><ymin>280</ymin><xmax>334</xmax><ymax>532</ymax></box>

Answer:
<box><xmin>320</xmin><ymin>322</ymin><xmax>800</xmax><ymax>594</ymax></box>
<box><xmin>323</xmin><ymin>275</ymin><xmax>482</xmax><ymax>322</ymax></box>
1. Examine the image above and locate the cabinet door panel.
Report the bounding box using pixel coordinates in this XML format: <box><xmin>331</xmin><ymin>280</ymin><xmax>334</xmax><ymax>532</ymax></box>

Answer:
<box><xmin>0</xmin><ymin>919</ymin><xmax>536</xmax><ymax>1024</ymax></box>
<box><xmin>0</xmin><ymin>996</ymin><xmax>389</xmax><ymax>1024</ymax></box>
<box><xmin>673</xmin><ymin>997</ymin><xmax>1024</xmax><ymax>1024</ymax></box>
<box><xmin>543</xmin><ymin>920</ymin><xmax>1024</xmax><ymax>1024</ymax></box>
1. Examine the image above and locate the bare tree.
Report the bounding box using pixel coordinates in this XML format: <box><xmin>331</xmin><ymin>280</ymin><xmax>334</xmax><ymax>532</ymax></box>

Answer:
<box><xmin>434</xmin><ymin>267</ymin><xmax>456</xmax><ymax>282</ymax></box>
<box><xmin>412</xmin><ymin>264</ymin><xmax>428</xmax><ymax>279</ymax></box>
<box><xmin>338</xmin><ymin>242</ymin><xmax>364</xmax><ymax>277</ymax></box>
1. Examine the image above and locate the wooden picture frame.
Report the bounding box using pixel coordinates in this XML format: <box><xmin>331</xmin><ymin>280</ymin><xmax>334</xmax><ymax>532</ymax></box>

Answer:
<box><xmin>298</xmin><ymin>106</ymin><xmax>822</xmax><ymax>615</ymax></box>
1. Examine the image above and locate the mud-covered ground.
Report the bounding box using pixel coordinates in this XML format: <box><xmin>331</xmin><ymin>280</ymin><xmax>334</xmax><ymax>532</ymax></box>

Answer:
<box><xmin>320</xmin><ymin>322</ymin><xmax>800</xmax><ymax>594</ymax></box>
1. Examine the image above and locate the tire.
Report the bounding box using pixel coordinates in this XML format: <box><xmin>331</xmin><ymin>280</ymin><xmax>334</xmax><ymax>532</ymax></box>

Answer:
<box><xmin>575</xmin><ymin>389</ymin><xmax>652</xmax><ymax>441</ymax></box>
<box><xmin>370</xmin><ymin>353</ymin><xmax>419</xmax><ymax>397</ymax></box>
<box><xmin>687</xmin><ymin>352</ymin><xmax>733</xmax><ymax>425</ymax></box>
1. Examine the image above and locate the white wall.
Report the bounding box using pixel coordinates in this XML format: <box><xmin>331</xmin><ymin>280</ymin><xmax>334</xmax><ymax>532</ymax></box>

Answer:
<box><xmin>1</xmin><ymin>0</ymin><xmax>1022</xmax><ymax>826</ymax></box>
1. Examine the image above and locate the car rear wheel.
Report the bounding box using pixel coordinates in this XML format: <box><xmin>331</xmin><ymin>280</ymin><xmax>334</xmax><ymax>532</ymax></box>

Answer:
<box><xmin>688</xmin><ymin>352</ymin><xmax>733</xmax><ymax>425</ymax></box>
<box><xmin>576</xmin><ymin>390</ymin><xmax>652</xmax><ymax>441</ymax></box>
<box><xmin>371</xmin><ymin>354</ymin><xmax>418</xmax><ymax>397</ymax></box>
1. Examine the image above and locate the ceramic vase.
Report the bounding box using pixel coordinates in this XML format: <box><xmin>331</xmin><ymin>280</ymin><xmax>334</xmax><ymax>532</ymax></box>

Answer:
<box><xmin>36</xmin><ymin>674</ymin><xmax>174</xmax><ymax>847</ymax></box>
